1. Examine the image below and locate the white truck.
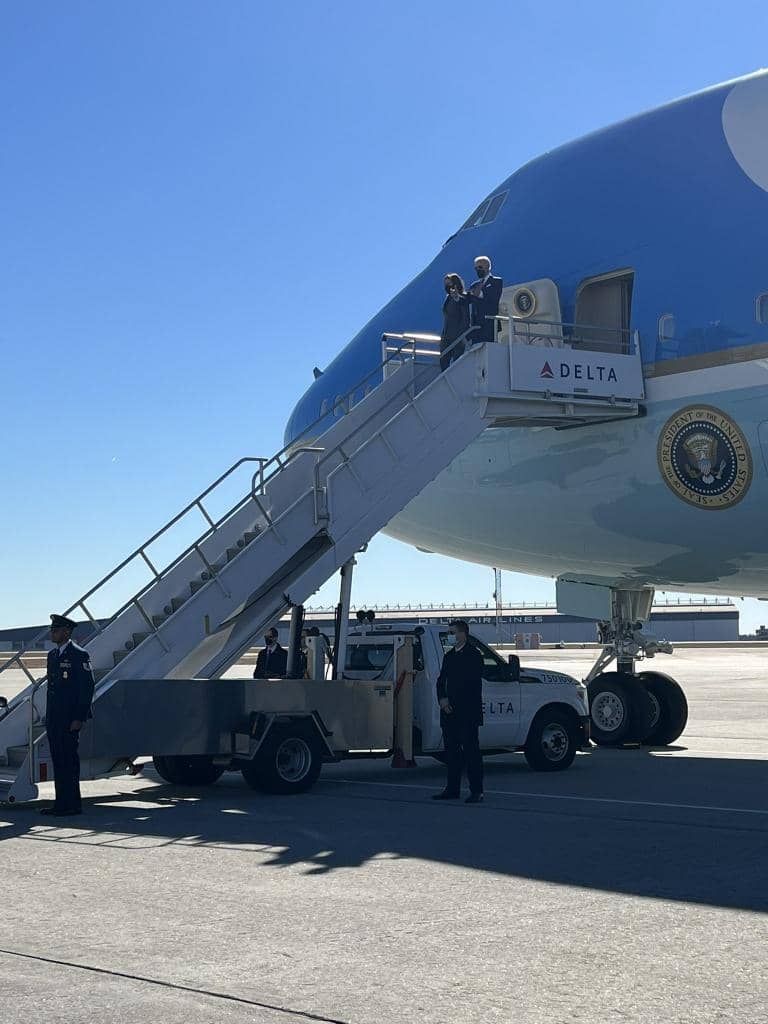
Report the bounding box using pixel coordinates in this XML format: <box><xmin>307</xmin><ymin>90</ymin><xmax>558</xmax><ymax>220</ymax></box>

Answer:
<box><xmin>341</xmin><ymin>623</ymin><xmax>590</xmax><ymax>774</ymax></box>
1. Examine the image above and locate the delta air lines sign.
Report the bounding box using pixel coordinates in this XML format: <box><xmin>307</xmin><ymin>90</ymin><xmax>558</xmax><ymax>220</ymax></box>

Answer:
<box><xmin>509</xmin><ymin>344</ymin><xmax>644</xmax><ymax>400</ymax></box>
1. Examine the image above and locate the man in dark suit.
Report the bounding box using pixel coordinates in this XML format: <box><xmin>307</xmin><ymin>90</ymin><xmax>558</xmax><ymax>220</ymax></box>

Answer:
<box><xmin>253</xmin><ymin>628</ymin><xmax>288</xmax><ymax>679</ymax></box>
<box><xmin>467</xmin><ymin>255</ymin><xmax>503</xmax><ymax>345</ymax></box>
<box><xmin>432</xmin><ymin>619</ymin><xmax>485</xmax><ymax>804</ymax></box>
<box><xmin>41</xmin><ymin>614</ymin><xmax>95</xmax><ymax>816</ymax></box>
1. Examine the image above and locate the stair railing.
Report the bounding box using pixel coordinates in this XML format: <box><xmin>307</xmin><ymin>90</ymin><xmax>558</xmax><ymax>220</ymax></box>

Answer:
<box><xmin>0</xmin><ymin>332</ymin><xmax>446</xmax><ymax>700</ymax></box>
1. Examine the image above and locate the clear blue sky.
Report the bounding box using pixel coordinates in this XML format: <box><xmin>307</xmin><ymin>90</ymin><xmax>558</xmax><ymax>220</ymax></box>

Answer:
<box><xmin>2</xmin><ymin>1</ymin><xmax>767</xmax><ymax>631</ymax></box>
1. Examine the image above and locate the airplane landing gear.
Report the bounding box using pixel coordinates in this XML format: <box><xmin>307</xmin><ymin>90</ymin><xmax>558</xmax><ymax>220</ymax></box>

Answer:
<box><xmin>557</xmin><ymin>579</ymin><xmax>687</xmax><ymax>747</ymax></box>
<box><xmin>636</xmin><ymin>671</ymin><xmax>688</xmax><ymax>745</ymax></box>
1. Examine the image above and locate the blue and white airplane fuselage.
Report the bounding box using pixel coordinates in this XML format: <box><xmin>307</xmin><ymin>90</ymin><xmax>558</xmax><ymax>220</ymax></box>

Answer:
<box><xmin>285</xmin><ymin>71</ymin><xmax>768</xmax><ymax>599</ymax></box>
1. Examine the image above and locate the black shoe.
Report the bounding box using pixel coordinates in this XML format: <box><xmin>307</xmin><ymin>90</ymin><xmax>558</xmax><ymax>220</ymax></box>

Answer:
<box><xmin>40</xmin><ymin>806</ymin><xmax>62</xmax><ymax>816</ymax></box>
<box><xmin>56</xmin><ymin>809</ymin><xmax>83</xmax><ymax>816</ymax></box>
<box><xmin>431</xmin><ymin>791</ymin><xmax>460</xmax><ymax>801</ymax></box>
<box><xmin>465</xmin><ymin>793</ymin><xmax>484</xmax><ymax>804</ymax></box>
<box><xmin>40</xmin><ymin>807</ymin><xmax>81</xmax><ymax>817</ymax></box>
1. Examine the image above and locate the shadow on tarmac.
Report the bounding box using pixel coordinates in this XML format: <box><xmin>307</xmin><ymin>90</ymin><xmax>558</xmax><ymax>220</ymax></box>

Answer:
<box><xmin>2</xmin><ymin>749</ymin><xmax>768</xmax><ymax>914</ymax></box>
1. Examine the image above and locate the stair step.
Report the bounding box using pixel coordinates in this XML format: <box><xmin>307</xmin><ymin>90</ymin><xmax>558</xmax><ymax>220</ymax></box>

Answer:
<box><xmin>7</xmin><ymin>745</ymin><xmax>28</xmax><ymax>768</ymax></box>
<box><xmin>113</xmin><ymin>650</ymin><xmax>130</xmax><ymax>667</ymax></box>
<box><xmin>225</xmin><ymin>547</ymin><xmax>239</xmax><ymax>562</ymax></box>
<box><xmin>152</xmin><ymin>613</ymin><xmax>168</xmax><ymax>627</ymax></box>
<box><xmin>168</xmin><ymin>596</ymin><xmax>186</xmax><ymax>613</ymax></box>
<box><xmin>125</xmin><ymin>632</ymin><xmax>151</xmax><ymax>651</ymax></box>
<box><xmin>94</xmin><ymin>668</ymin><xmax>110</xmax><ymax>683</ymax></box>
<box><xmin>189</xmin><ymin>579</ymin><xmax>206</xmax><ymax>594</ymax></box>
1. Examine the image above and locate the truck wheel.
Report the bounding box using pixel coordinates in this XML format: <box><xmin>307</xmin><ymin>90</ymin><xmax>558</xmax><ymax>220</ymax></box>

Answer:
<box><xmin>588</xmin><ymin>672</ymin><xmax>653</xmax><ymax>746</ymax></box>
<box><xmin>241</xmin><ymin>726</ymin><xmax>323</xmax><ymax>794</ymax></box>
<box><xmin>152</xmin><ymin>755</ymin><xmax>225</xmax><ymax>786</ymax></box>
<box><xmin>524</xmin><ymin>709</ymin><xmax>578</xmax><ymax>771</ymax></box>
<box><xmin>638</xmin><ymin>672</ymin><xmax>688</xmax><ymax>745</ymax></box>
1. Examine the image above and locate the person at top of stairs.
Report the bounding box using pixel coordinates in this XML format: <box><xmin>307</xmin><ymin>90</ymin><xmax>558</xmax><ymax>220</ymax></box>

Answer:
<box><xmin>253</xmin><ymin>628</ymin><xmax>288</xmax><ymax>679</ymax></box>
<box><xmin>40</xmin><ymin>614</ymin><xmax>95</xmax><ymax>817</ymax></box>
<box><xmin>466</xmin><ymin>255</ymin><xmax>503</xmax><ymax>346</ymax></box>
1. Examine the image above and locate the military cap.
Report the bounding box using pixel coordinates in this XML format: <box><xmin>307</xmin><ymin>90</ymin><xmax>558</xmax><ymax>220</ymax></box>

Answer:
<box><xmin>50</xmin><ymin>613</ymin><xmax>77</xmax><ymax>631</ymax></box>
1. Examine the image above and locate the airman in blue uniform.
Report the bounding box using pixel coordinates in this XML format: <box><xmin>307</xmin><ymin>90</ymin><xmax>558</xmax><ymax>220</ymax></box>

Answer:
<box><xmin>40</xmin><ymin>614</ymin><xmax>95</xmax><ymax>816</ymax></box>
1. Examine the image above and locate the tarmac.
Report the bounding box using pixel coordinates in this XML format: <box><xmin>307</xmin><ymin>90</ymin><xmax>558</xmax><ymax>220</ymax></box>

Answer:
<box><xmin>1</xmin><ymin>647</ymin><xmax>767</xmax><ymax>1024</ymax></box>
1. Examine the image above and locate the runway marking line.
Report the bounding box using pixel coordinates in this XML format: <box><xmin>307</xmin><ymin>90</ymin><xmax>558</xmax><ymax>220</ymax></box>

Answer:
<box><xmin>322</xmin><ymin>778</ymin><xmax>768</xmax><ymax>816</ymax></box>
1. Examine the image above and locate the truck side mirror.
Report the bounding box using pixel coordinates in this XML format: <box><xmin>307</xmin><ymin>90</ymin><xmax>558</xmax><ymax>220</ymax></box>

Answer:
<box><xmin>506</xmin><ymin>654</ymin><xmax>520</xmax><ymax>681</ymax></box>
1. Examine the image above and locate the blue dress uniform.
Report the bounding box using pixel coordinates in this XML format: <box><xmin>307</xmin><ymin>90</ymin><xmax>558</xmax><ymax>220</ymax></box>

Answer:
<box><xmin>45</xmin><ymin>626</ymin><xmax>95</xmax><ymax>814</ymax></box>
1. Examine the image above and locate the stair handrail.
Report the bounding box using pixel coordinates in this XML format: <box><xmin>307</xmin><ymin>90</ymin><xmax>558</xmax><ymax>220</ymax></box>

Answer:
<box><xmin>492</xmin><ymin>315</ymin><xmax>635</xmax><ymax>355</ymax></box>
<box><xmin>0</xmin><ymin>332</ymin><xmax>445</xmax><ymax>692</ymax></box>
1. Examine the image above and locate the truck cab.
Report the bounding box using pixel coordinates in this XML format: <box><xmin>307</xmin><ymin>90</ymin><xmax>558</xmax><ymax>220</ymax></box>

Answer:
<box><xmin>343</xmin><ymin>624</ymin><xmax>590</xmax><ymax>771</ymax></box>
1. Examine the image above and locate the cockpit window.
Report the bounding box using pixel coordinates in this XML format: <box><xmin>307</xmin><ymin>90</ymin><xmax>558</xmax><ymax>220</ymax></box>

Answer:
<box><xmin>459</xmin><ymin>190</ymin><xmax>508</xmax><ymax>231</ymax></box>
<box><xmin>461</xmin><ymin>199</ymin><xmax>491</xmax><ymax>230</ymax></box>
<box><xmin>480</xmin><ymin>191</ymin><xmax>508</xmax><ymax>224</ymax></box>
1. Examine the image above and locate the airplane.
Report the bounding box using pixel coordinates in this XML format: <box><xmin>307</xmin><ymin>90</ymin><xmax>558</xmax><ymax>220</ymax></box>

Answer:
<box><xmin>283</xmin><ymin>69</ymin><xmax>768</xmax><ymax>748</ymax></box>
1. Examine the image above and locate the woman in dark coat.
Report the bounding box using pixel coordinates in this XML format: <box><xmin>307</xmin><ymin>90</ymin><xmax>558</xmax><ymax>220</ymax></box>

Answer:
<box><xmin>440</xmin><ymin>273</ymin><xmax>470</xmax><ymax>370</ymax></box>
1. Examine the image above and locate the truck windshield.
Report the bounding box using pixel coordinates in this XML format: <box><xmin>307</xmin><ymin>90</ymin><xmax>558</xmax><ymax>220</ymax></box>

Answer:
<box><xmin>438</xmin><ymin>632</ymin><xmax>511</xmax><ymax>682</ymax></box>
<box><xmin>345</xmin><ymin>644</ymin><xmax>394</xmax><ymax>672</ymax></box>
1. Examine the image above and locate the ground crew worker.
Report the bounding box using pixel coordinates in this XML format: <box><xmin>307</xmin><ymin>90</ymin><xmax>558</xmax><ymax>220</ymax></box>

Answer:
<box><xmin>432</xmin><ymin>619</ymin><xmax>485</xmax><ymax>804</ymax></box>
<box><xmin>41</xmin><ymin>614</ymin><xmax>95</xmax><ymax>816</ymax></box>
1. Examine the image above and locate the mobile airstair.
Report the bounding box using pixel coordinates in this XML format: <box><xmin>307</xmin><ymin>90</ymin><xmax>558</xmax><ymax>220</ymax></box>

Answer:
<box><xmin>0</xmin><ymin>326</ymin><xmax>645</xmax><ymax>802</ymax></box>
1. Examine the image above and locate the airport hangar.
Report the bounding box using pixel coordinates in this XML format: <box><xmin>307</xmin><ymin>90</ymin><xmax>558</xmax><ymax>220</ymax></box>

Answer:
<box><xmin>0</xmin><ymin>601</ymin><xmax>738</xmax><ymax>653</ymax></box>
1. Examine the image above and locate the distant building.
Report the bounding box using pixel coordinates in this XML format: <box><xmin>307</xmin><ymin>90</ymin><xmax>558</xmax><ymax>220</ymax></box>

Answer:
<box><xmin>293</xmin><ymin>601</ymin><xmax>739</xmax><ymax>645</ymax></box>
<box><xmin>0</xmin><ymin>599</ymin><xmax>739</xmax><ymax>654</ymax></box>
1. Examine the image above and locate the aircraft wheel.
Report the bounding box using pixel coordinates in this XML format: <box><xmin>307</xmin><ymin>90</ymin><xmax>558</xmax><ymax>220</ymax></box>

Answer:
<box><xmin>152</xmin><ymin>755</ymin><xmax>225</xmax><ymax>786</ymax></box>
<box><xmin>638</xmin><ymin>671</ymin><xmax>688</xmax><ymax>745</ymax></box>
<box><xmin>588</xmin><ymin>672</ymin><xmax>653</xmax><ymax>746</ymax></box>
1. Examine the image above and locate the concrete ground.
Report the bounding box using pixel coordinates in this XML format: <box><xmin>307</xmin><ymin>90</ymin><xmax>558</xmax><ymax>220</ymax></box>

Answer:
<box><xmin>1</xmin><ymin>647</ymin><xmax>768</xmax><ymax>1024</ymax></box>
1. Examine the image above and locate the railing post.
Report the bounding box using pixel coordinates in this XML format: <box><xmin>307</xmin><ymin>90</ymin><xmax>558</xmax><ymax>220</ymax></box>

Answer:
<box><xmin>196</xmin><ymin>500</ymin><xmax>216</xmax><ymax>530</ymax></box>
<box><xmin>78</xmin><ymin>601</ymin><xmax>103</xmax><ymax>635</ymax></box>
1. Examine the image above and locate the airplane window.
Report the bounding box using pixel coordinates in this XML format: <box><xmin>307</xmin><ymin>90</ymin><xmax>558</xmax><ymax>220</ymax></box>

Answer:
<box><xmin>658</xmin><ymin>313</ymin><xmax>676</xmax><ymax>341</ymax></box>
<box><xmin>320</xmin><ymin>399</ymin><xmax>329</xmax><ymax>417</ymax></box>
<box><xmin>458</xmin><ymin>191</ymin><xmax>508</xmax><ymax>231</ymax></box>
<box><xmin>333</xmin><ymin>395</ymin><xmax>346</xmax><ymax>417</ymax></box>
<box><xmin>756</xmin><ymin>294</ymin><xmax>768</xmax><ymax>324</ymax></box>
<box><xmin>481</xmin><ymin>191</ymin><xmax>508</xmax><ymax>224</ymax></box>
<box><xmin>460</xmin><ymin>199</ymin><xmax>491</xmax><ymax>230</ymax></box>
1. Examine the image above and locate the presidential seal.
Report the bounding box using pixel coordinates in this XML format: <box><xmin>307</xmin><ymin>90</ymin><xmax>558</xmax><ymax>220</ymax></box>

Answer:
<box><xmin>657</xmin><ymin>405</ymin><xmax>753</xmax><ymax>509</ymax></box>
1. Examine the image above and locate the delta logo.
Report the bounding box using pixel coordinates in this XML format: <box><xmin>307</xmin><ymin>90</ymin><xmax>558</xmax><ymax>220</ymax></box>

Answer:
<box><xmin>540</xmin><ymin>360</ymin><xmax>618</xmax><ymax>383</ymax></box>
